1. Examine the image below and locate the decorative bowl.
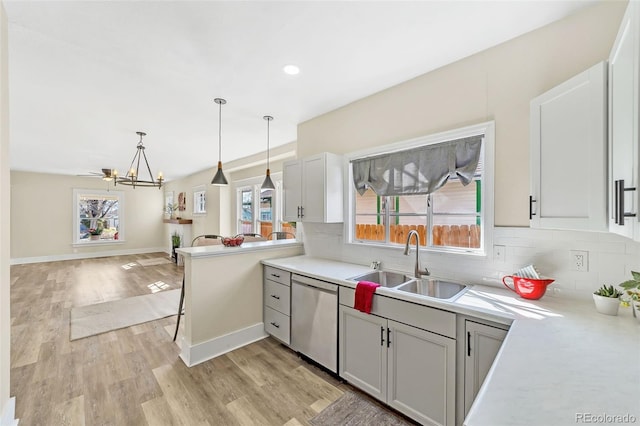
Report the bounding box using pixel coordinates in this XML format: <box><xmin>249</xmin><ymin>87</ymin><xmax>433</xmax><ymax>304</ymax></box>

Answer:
<box><xmin>222</xmin><ymin>235</ymin><xmax>244</xmax><ymax>247</ymax></box>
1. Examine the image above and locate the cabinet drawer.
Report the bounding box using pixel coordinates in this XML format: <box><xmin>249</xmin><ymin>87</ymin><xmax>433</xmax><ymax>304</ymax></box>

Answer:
<box><xmin>264</xmin><ymin>266</ymin><xmax>291</xmax><ymax>286</ymax></box>
<box><xmin>264</xmin><ymin>280</ymin><xmax>290</xmax><ymax>315</ymax></box>
<box><xmin>264</xmin><ymin>306</ymin><xmax>290</xmax><ymax>345</ymax></box>
<box><xmin>339</xmin><ymin>286</ymin><xmax>456</xmax><ymax>339</ymax></box>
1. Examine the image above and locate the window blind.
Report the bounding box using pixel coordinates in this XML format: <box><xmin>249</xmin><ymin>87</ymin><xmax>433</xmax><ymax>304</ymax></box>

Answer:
<box><xmin>351</xmin><ymin>135</ymin><xmax>483</xmax><ymax>196</ymax></box>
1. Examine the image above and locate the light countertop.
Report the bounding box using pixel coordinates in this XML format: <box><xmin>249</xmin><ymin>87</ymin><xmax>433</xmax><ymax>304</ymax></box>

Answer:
<box><xmin>262</xmin><ymin>255</ymin><xmax>640</xmax><ymax>426</ymax></box>
<box><xmin>176</xmin><ymin>239</ymin><xmax>303</xmax><ymax>259</ymax></box>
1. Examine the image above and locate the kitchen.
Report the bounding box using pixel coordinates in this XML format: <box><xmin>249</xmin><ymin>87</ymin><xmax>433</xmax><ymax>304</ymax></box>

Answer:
<box><xmin>3</xmin><ymin>1</ymin><xmax>640</xmax><ymax>425</ymax></box>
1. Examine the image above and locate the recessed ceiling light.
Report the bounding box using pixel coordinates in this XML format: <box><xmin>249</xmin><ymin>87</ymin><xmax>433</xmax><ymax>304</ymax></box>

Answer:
<box><xmin>283</xmin><ymin>64</ymin><xmax>300</xmax><ymax>75</ymax></box>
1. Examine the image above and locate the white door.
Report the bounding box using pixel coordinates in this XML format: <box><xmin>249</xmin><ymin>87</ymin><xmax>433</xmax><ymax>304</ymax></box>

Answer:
<box><xmin>530</xmin><ymin>61</ymin><xmax>607</xmax><ymax>231</ymax></box>
<box><xmin>609</xmin><ymin>2</ymin><xmax>640</xmax><ymax>239</ymax></box>
<box><xmin>338</xmin><ymin>305</ymin><xmax>387</xmax><ymax>401</ymax></box>
<box><xmin>387</xmin><ymin>320</ymin><xmax>456</xmax><ymax>426</ymax></box>
<box><xmin>282</xmin><ymin>159</ymin><xmax>302</xmax><ymax>222</ymax></box>
<box><xmin>463</xmin><ymin>321</ymin><xmax>508</xmax><ymax>417</ymax></box>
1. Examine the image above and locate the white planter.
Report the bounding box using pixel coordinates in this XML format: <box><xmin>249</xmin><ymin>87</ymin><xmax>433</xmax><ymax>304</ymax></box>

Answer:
<box><xmin>633</xmin><ymin>303</ymin><xmax>640</xmax><ymax>323</ymax></box>
<box><xmin>592</xmin><ymin>294</ymin><xmax>620</xmax><ymax>316</ymax></box>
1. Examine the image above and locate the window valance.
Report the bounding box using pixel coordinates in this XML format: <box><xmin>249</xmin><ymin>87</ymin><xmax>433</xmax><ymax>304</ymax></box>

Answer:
<box><xmin>351</xmin><ymin>135</ymin><xmax>483</xmax><ymax>196</ymax></box>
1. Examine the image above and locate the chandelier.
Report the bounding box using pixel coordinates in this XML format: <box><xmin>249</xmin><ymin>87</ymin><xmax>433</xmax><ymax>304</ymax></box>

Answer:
<box><xmin>114</xmin><ymin>131</ymin><xmax>164</xmax><ymax>189</ymax></box>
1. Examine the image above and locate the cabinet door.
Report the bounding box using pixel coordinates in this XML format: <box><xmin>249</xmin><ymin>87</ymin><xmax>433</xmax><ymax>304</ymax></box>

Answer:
<box><xmin>387</xmin><ymin>320</ymin><xmax>456</xmax><ymax>426</ymax></box>
<box><xmin>530</xmin><ymin>61</ymin><xmax>607</xmax><ymax>231</ymax></box>
<box><xmin>339</xmin><ymin>305</ymin><xmax>387</xmax><ymax>401</ymax></box>
<box><xmin>609</xmin><ymin>2</ymin><xmax>640</xmax><ymax>239</ymax></box>
<box><xmin>283</xmin><ymin>159</ymin><xmax>302</xmax><ymax>222</ymax></box>
<box><xmin>301</xmin><ymin>154</ymin><xmax>326</xmax><ymax>222</ymax></box>
<box><xmin>463</xmin><ymin>321</ymin><xmax>508</xmax><ymax>417</ymax></box>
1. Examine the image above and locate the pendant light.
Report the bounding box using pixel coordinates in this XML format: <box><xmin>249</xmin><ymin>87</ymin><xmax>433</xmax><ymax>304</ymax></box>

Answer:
<box><xmin>211</xmin><ymin>97</ymin><xmax>229</xmax><ymax>185</ymax></box>
<box><xmin>261</xmin><ymin>115</ymin><xmax>275</xmax><ymax>189</ymax></box>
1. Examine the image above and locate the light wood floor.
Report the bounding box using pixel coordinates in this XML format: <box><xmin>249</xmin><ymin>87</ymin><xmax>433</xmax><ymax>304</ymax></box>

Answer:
<box><xmin>10</xmin><ymin>253</ymin><xmax>351</xmax><ymax>426</ymax></box>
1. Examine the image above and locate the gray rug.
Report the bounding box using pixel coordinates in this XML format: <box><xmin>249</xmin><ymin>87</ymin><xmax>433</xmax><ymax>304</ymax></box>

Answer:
<box><xmin>310</xmin><ymin>391</ymin><xmax>416</xmax><ymax>426</ymax></box>
<box><xmin>137</xmin><ymin>257</ymin><xmax>173</xmax><ymax>266</ymax></box>
<box><xmin>70</xmin><ymin>289</ymin><xmax>180</xmax><ymax>340</ymax></box>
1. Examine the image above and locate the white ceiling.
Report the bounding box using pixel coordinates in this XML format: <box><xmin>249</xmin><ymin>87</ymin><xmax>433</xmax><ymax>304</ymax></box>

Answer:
<box><xmin>5</xmin><ymin>0</ymin><xmax>595</xmax><ymax>182</ymax></box>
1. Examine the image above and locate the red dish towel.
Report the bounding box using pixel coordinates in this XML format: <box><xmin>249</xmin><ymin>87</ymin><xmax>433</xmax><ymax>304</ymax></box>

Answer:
<box><xmin>354</xmin><ymin>281</ymin><xmax>380</xmax><ymax>314</ymax></box>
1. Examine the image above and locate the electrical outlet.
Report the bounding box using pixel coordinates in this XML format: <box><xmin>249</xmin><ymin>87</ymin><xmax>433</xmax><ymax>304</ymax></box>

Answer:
<box><xmin>494</xmin><ymin>245</ymin><xmax>506</xmax><ymax>262</ymax></box>
<box><xmin>571</xmin><ymin>250</ymin><xmax>588</xmax><ymax>272</ymax></box>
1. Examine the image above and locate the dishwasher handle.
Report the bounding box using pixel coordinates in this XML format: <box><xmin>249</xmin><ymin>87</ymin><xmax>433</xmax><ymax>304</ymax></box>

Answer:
<box><xmin>292</xmin><ymin>274</ymin><xmax>338</xmax><ymax>293</ymax></box>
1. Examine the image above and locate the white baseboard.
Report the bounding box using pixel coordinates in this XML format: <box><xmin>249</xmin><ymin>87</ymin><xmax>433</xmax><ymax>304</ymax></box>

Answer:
<box><xmin>1</xmin><ymin>397</ymin><xmax>18</xmax><ymax>426</ymax></box>
<box><xmin>179</xmin><ymin>323</ymin><xmax>268</xmax><ymax>367</ymax></box>
<box><xmin>10</xmin><ymin>246</ymin><xmax>167</xmax><ymax>265</ymax></box>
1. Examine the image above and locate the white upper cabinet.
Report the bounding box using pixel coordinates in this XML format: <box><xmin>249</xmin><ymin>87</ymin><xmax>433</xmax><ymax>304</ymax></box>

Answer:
<box><xmin>283</xmin><ymin>152</ymin><xmax>344</xmax><ymax>223</ymax></box>
<box><xmin>530</xmin><ymin>61</ymin><xmax>607</xmax><ymax>231</ymax></box>
<box><xmin>609</xmin><ymin>1</ymin><xmax>640</xmax><ymax>240</ymax></box>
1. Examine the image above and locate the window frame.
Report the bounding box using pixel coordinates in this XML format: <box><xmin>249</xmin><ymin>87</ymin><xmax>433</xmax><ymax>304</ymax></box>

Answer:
<box><xmin>233</xmin><ymin>172</ymin><xmax>290</xmax><ymax>237</ymax></box>
<box><xmin>72</xmin><ymin>188</ymin><xmax>125</xmax><ymax>246</ymax></box>
<box><xmin>345</xmin><ymin>121</ymin><xmax>494</xmax><ymax>256</ymax></box>
<box><xmin>193</xmin><ymin>185</ymin><xmax>206</xmax><ymax>215</ymax></box>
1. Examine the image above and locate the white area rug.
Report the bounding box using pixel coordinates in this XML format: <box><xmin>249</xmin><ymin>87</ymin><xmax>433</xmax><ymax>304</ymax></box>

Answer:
<box><xmin>137</xmin><ymin>257</ymin><xmax>173</xmax><ymax>266</ymax></box>
<box><xmin>70</xmin><ymin>289</ymin><xmax>180</xmax><ymax>341</ymax></box>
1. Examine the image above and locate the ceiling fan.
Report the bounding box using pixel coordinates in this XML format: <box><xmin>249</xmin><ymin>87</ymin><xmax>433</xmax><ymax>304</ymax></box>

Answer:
<box><xmin>77</xmin><ymin>168</ymin><xmax>117</xmax><ymax>181</ymax></box>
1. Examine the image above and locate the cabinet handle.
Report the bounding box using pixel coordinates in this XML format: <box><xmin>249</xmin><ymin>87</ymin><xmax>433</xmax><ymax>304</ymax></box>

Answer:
<box><xmin>467</xmin><ymin>331</ymin><xmax>471</xmax><ymax>357</ymax></box>
<box><xmin>270</xmin><ymin>321</ymin><xmax>280</xmax><ymax>329</ymax></box>
<box><xmin>270</xmin><ymin>273</ymin><xmax>281</xmax><ymax>278</ymax></box>
<box><xmin>300</xmin><ymin>206</ymin><xmax>304</xmax><ymax>218</ymax></box>
<box><xmin>380</xmin><ymin>326</ymin><xmax>385</xmax><ymax>346</ymax></box>
<box><xmin>270</xmin><ymin>294</ymin><xmax>280</xmax><ymax>300</ymax></box>
<box><xmin>529</xmin><ymin>196</ymin><xmax>536</xmax><ymax>220</ymax></box>
<box><xmin>297</xmin><ymin>206</ymin><xmax>301</xmax><ymax>218</ymax></box>
<box><xmin>615</xmin><ymin>179</ymin><xmax>637</xmax><ymax>225</ymax></box>
<box><xmin>386</xmin><ymin>328</ymin><xmax>391</xmax><ymax>348</ymax></box>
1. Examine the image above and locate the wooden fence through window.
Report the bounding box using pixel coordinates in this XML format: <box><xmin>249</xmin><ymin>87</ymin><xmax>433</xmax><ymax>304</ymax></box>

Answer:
<box><xmin>355</xmin><ymin>224</ymin><xmax>480</xmax><ymax>248</ymax></box>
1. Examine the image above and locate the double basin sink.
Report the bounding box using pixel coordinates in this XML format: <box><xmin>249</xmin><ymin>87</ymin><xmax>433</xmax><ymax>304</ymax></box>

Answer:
<box><xmin>349</xmin><ymin>270</ymin><xmax>469</xmax><ymax>301</ymax></box>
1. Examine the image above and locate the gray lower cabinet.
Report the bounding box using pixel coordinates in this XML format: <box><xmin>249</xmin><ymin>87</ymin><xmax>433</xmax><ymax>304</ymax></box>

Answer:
<box><xmin>339</xmin><ymin>304</ymin><xmax>456</xmax><ymax>426</ymax></box>
<box><xmin>463</xmin><ymin>320</ymin><xmax>508</xmax><ymax>418</ymax></box>
<box><xmin>263</xmin><ymin>266</ymin><xmax>292</xmax><ymax>345</ymax></box>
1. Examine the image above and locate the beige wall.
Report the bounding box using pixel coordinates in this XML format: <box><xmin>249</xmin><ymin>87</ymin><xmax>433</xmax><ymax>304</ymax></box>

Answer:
<box><xmin>0</xmin><ymin>0</ymin><xmax>10</xmax><ymax>415</ymax></box>
<box><xmin>10</xmin><ymin>171</ymin><xmax>165</xmax><ymax>261</ymax></box>
<box><xmin>163</xmin><ymin>141</ymin><xmax>296</xmax><ymax>240</ymax></box>
<box><xmin>297</xmin><ymin>1</ymin><xmax>627</xmax><ymax>227</ymax></box>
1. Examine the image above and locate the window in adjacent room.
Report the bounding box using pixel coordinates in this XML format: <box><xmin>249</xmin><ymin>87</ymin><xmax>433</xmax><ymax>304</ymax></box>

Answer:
<box><xmin>73</xmin><ymin>189</ymin><xmax>124</xmax><ymax>244</ymax></box>
<box><xmin>193</xmin><ymin>185</ymin><xmax>206</xmax><ymax>215</ymax></box>
<box><xmin>349</xmin><ymin>122</ymin><xmax>493</xmax><ymax>255</ymax></box>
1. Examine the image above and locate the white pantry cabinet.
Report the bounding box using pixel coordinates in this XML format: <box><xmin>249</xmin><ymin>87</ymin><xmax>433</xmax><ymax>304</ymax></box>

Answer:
<box><xmin>609</xmin><ymin>1</ymin><xmax>640</xmax><ymax>240</ymax></box>
<box><xmin>339</xmin><ymin>295</ymin><xmax>456</xmax><ymax>426</ymax></box>
<box><xmin>529</xmin><ymin>61</ymin><xmax>607</xmax><ymax>231</ymax></box>
<box><xmin>282</xmin><ymin>152</ymin><xmax>343</xmax><ymax>223</ymax></box>
<box><xmin>462</xmin><ymin>320</ymin><xmax>508</xmax><ymax>419</ymax></box>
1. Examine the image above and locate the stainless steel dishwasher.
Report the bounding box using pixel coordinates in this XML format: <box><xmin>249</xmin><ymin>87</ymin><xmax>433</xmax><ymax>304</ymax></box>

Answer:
<box><xmin>291</xmin><ymin>273</ymin><xmax>338</xmax><ymax>373</ymax></box>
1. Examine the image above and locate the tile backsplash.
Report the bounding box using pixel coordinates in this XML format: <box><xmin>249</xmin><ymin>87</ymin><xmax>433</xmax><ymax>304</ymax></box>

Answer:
<box><xmin>301</xmin><ymin>223</ymin><xmax>640</xmax><ymax>301</ymax></box>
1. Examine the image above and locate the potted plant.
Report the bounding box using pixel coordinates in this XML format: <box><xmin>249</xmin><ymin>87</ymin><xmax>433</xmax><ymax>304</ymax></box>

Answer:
<box><xmin>620</xmin><ymin>271</ymin><xmax>640</xmax><ymax>321</ymax></box>
<box><xmin>593</xmin><ymin>284</ymin><xmax>623</xmax><ymax>316</ymax></box>
<box><xmin>88</xmin><ymin>227</ymin><xmax>103</xmax><ymax>241</ymax></box>
<box><xmin>171</xmin><ymin>231</ymin><xmax>181</xmax><ymax>263</ymax></box>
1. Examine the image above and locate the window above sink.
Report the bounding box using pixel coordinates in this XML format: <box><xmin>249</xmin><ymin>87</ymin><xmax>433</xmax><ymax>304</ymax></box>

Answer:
<box><xmin>345</xmin><ymin>121</ymin><xmax>495</xmax><ymax>257</ymax></box>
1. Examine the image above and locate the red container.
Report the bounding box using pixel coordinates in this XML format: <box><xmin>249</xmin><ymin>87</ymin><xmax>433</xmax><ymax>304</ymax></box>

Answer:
<box><xmin>502</xmin><ymin>275</ymin><xmax>555</xmax><ymax>300</ymax></box>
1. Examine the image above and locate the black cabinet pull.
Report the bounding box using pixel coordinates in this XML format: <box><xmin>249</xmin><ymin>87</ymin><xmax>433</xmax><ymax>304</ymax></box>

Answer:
<box><xmin>300</xmin><ymin>206</ymin><xmax>304</xmax><ymax>218</ymax></box>
<box><xmin>270</xmin><ymin>294</ymin><xmax>280</xmax><ymax>300</ymax></box>
<box><xmin>380</xmin><ymin>326</ymin><xmax>385</xmax><ymax>346</ymax></box>
<box><xmin>386</xmin><ymin>328</ymin><xmax>391</xmax><ymax>348</ymax></box>
<box><xmin>529</xmin><ymin>196</ymin><xmax>536</xmax><ymax>220</ymax></box>
<box><xmin>297</xmin><ymin>206</ymin><xmax>301</xmax><ymax>218</ymax></box>
<box><xmin>615</xmin><ymin>179</ymin><xmax>637</xmax><ymax>225</ymax></box>
<box><xmin>467</xmin><ymin>331</ymin><xmax>472</xmax><ymax>357</ymax></box>
<box><xmin>271</xmin><ymin>273</ymin><xmax>280</xmax><ymax>278</ymax></box>
<box><xmin>270</xmin><ymin>322</ymin><xmax>280</xmax><ymax>329</ymax></box>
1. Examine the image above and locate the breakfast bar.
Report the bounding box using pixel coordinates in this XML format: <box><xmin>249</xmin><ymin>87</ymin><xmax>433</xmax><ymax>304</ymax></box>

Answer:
<box><xmin>175</xmin><ymin>240</ymin><xmax>303</xmax><ymax>366</ymax></box>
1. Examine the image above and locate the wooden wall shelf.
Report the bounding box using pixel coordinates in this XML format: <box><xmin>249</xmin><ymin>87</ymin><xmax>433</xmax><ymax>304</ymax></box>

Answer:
<box><xmin>163</xmin><ymin>219</ymin><xmax>193</xmax><ymax>224</ymax></box>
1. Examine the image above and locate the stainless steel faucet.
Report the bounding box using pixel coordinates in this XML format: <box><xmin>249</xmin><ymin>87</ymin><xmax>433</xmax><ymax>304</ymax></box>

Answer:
<box><xmin>403</xmin><ymin>229</ymin><xmax>430</xmax><ymax>278</ymax></box>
